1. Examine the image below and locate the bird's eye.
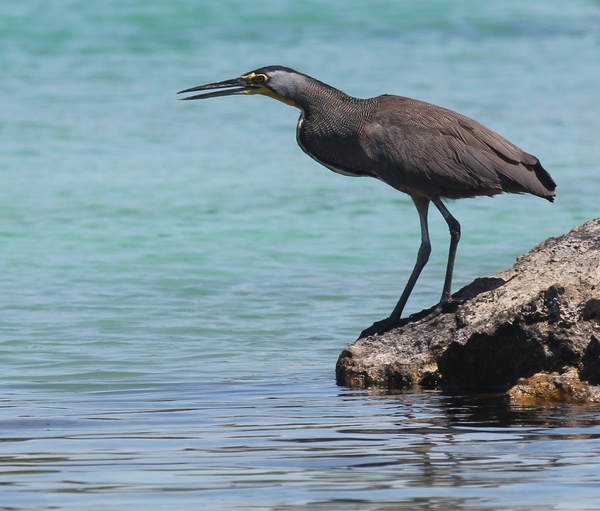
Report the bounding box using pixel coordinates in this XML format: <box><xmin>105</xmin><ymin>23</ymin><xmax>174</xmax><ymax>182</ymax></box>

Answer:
<box><xmin>254</xmin><ymin>74</ymin><xmax>268</xmax><ymax>84</ymax></box>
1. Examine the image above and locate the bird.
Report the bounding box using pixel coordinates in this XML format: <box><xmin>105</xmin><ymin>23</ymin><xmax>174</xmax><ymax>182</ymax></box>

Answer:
<box><xmin>178</xmin><ymin>66</ymin><xmax>556</xmax><ymax>338</ymax></box>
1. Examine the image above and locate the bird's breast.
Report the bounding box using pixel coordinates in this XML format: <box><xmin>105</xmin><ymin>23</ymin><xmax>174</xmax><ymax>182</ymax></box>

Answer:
<box><xmin>295</xmin><ymin>113</ymin><xmax>374</xmax><ymax>178</ymax></box>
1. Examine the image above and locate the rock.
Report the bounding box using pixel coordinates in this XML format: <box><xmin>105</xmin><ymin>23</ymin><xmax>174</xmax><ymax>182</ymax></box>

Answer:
<box><xmin>336</xmin><ymin>218</ymin><xmax>600</xmax><ymax>399</ymax></box>
<box><xmin>507</xmin><ymin>370</ymin><xmax>600</xmax><ymax>404</ymax></box>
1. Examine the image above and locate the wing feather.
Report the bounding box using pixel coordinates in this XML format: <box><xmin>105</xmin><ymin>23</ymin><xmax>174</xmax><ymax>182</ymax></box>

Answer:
<box><xmin>360</xmin><ymin>95</ymin><xmax>555</xmax><ymax>200</ymax></box>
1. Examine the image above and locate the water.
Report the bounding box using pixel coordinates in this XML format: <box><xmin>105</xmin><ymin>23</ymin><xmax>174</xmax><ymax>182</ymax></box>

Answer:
<box><xmin>2</xmin><ymin>0</ymin><xmax>600</xmax><ymax>509</ymax></box>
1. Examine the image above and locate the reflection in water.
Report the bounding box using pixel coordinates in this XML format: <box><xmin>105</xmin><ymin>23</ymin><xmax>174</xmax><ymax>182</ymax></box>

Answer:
<box><xmin>2</xmin><ymin>378</ymin><xmax>600</xmax><ymax>510</ymax></box>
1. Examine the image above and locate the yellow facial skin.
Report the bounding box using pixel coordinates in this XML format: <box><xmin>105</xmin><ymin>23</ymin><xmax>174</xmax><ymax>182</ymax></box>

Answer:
<box><xmin>240</xmin><ymin>72</ymin><xmax>300</xmax><ymax>108</ymax></box>
<box><xmin>241</xmin><ymin>72</ymin><xmax>268</xmax><ymax>85</ymax></box>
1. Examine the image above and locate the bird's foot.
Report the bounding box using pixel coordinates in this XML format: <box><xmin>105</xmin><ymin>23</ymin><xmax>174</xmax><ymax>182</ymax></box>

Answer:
<box><xmin>358</xmin><ymin>300</ymin><xmax>462</xmax><ymax>340</ymax></box>
<box><xmin>438</xmin><ymin>297</ymin><xmax>462</xmax><ymax>313</ymax></box>
<box><xmin>358</xmin><ymin>316</ymin><xmax>407</xmax><ymax>340</ymax></box>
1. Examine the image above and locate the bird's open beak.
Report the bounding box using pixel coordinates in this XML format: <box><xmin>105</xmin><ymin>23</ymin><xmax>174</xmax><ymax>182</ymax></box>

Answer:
<box><xmin>177</xmin><ymin>77</ymin><xmax>261</xmax><ymax>101</ymax></box>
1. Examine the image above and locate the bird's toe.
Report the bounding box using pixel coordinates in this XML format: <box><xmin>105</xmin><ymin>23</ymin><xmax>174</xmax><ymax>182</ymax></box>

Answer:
<box><xmin>358</xmin><ymin>317</ymin><xmax>405</xmax><ymax>340</ymax></box>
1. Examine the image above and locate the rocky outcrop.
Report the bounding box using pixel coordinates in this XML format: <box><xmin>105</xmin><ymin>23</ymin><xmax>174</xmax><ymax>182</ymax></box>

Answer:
<box><xmin>506</xmin><ymin>370</ymin><xmax>600</xmax><ymax>404</ymax></box>
<box><xmin>336</xmin><ymin>219</ymin><xmax>600</xmax><ymax>400</ymax></box>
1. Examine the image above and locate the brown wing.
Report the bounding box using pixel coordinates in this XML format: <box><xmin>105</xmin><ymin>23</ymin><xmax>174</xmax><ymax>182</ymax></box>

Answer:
<box><xmin>360</xmin><ymin>95</ymin><xmax>556</xmax><ymax>201</ymax></box>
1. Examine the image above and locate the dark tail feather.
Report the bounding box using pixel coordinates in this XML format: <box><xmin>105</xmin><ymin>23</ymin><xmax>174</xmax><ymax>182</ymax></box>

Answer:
<box><xmin>498</xmin><ymin>155</ymin><xmax>556</xmax><ymax>203</ymax></box>
<box><xmin>529</xmin><ymin>159</ymin><xmax>556</xmax><ymax>202</ymax></box>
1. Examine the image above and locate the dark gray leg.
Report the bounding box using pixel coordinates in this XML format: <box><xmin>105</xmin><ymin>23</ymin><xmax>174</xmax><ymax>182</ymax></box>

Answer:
<box><xmin>432</xmin><ymin>197</ymin><xmax>461</xmax><ymax>302</ymax></box>
<box><xmin>389</xmin><ymin>196</ymin><xmax>431</xmax><ymax>321</ymax></box>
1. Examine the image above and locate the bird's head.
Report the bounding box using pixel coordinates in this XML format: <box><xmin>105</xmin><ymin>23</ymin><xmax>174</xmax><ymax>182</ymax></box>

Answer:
<box><xmin>178</xmin><ymin>66</ymin><xmax>308</xmax><ymax>108</ymax></box>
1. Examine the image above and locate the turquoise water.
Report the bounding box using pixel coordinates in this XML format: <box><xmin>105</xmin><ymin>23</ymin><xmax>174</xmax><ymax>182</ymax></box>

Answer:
<box><xmin>2</xmin><ymin>1</ymin><xmax>600</xmax><ymax>509</ymax></box>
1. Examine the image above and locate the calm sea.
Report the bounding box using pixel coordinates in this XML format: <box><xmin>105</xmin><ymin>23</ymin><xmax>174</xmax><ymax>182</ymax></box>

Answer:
<box><xmin>2</xmin><ymin>1</ymin><xmax>600</xmax><ymax>509</ymax></box>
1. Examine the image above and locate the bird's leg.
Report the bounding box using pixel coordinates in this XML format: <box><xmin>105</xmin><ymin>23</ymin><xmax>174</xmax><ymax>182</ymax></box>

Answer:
<box><xmin>389</xmin><ymin>196</ymin><xmax>432</xmax><ymax>321</ymax></box>
<box><xmin>359</xmin><ymin>197</ymin><xmax>461</xmax><ymax>339</ymax></box>
<box><xmin>432</xmin><ymin>198</ymin><xmax>461</xmax><ymax>303</ymax></box>
<box><xmin>358</xmin><ymin>197</ymin><xmax>432</xmax><ymax>339</ymax></box>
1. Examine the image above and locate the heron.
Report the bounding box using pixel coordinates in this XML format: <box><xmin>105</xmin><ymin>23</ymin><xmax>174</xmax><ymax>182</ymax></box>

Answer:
<box><xmin>178</xmin><ymin>66</ymin><xmax>556</xmax><ymax>337</ymax></box>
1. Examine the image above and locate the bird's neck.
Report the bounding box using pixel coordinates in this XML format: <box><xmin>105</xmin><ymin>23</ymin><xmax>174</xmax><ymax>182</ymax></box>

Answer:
<box><xmin>295</xmin><ymin>80</ymin><xmax>361</xmax><ymax>117</ymax></box>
